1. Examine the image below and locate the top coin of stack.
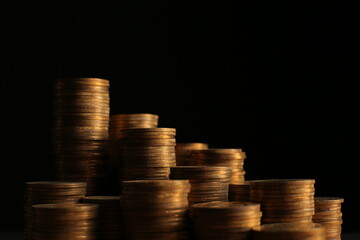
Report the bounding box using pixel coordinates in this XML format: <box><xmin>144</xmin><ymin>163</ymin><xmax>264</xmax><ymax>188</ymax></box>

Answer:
<box><xmin>252</xmin><ymin>222</ymin><xmax>326</xmax><ymax>240</ymax></box>
<box><xmin>120</xmin><ymin>128</ymin><xmax>177</xmax><ymax>180</ymax></box>
<box><xmin>250</xmin><ymin>179</ymin><xmax>315</xmax><ymax>224</ymax></box>
<box><xmin>24</xmin><ymin>181</ymin><xmax>87</xmax><ymax>240</ymax></box>
<box><xmin>121</xmin><ymin>180</ymin><xmax>191</xmax><ymax>240</ymax></box>
<box><xmin>53</xmin><ymin>78</ymin><xmax>110</xmax><ymax>195</ymax></box>
<box><xmin>190</xmin><ymin>148</ymin><xmax>246</xmax><ymax>184</ymax></box>
<box><xmin>190</xmin><ymin>201</ymin><xmax>262</xmax><ymax>240</ymax></box>
<box><xmin>175</xmin><ymin>143</ymin><xmax>209</xmax><ymax>166</ymax></box>
<box><xmin>313</xmin><ymin>197</ymin><xmax>344</xmax><ymax>240</ymax></box>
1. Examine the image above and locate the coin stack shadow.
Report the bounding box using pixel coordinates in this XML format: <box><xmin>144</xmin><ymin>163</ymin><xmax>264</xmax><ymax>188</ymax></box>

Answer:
<box><xmin>189</xmin><ymin>148</ymin><xmax>247</xmax><ymax>184</ymax></box>
<box><xmin>32</xmin><ymin>203</ymin><xmax>99</xmax><ymax>240</ymax></box>
<box><xmin>175</xmin><ymin>143</ymin><xmax>209</xmax><ymax>166</ymax></box>
<box><xmin>53</xmin><ymin>78</ymin><xmax>110</xmax><ymax>195</ymax></box>
<box><xmin>229</xmin><ymin>181</ymin><xmax>251</xmax><ymax>202</ymax></box>
<box><xmin>190</xmin><ymin>201</ymin><xmax>262</xmax><ymax>240</ymax></box>
<box><xmin>121</xmin><ymin>180</ymin><xmax>191</xmax><ymax>240</ymax></box>
<box><xmin>119</xmin><ymin>128</ymin><xmax>176</xmax><ymax>180</ymax></box>
<box><xmin>82</xmin><ymin>196</ymin><xmax>122</xmax><ymax>240</ymax></box>
<box><xmin>24</xmin><ymin>181</ymin><xmax>87</xmax><ymax>240</ymax></box>
<box><xmin>313</xmin><ymin>197</ymin><xmax>344</xmax><ymax>240</ymax></box>
<box><xmin>250</xmin><ymin>179</ymin><xmax>316</xmax><ymax>224</ymax></box>
<box><xmin>109</xmin><ymin>114</ymin><xmax>159</xmax><ymax>192</ymax></box>
<box><xmin>252</xmin><ymin>222</ymin><xmax>326</xmax><ymax>240</ymax></box>
<box><xmin>170</xmin><ymin>166</ymin><xmax>232</xmax><ymax>205</ymax></box>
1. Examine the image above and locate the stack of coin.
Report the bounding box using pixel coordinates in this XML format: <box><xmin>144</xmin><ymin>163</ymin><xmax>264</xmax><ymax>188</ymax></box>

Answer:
<box><xmin>313</xmin><ymin>197</ymin><xmax>344</xmax><ymax>240</ymax></box>
<box><xmin>229</xmin><ymin>181</ymin><xmax>251</xmax><ymax>202</ymax></box>
<box><xmin>170</xmin><ymin>166</ymin><xmax>231</xmax><ymax>205</ymax></box>
<box><xmin>175</xmin><ymin>143</ymin><xmax>209</xmax><ymax>166</ymax></box>
<box><xmin>250</xmin><ymin>179</ymin><xmax>315</xmax><ymax>224</ymax></box>
<box><xmin>120</xmin><ymin>128</ymin><xmax>176</xmax><ymax>180</ymax></box>
<box><xmin>190</xmin><ymin>201</ymin><xmax>262</xmax><ymax>240</ymax></box>
<box><xmin>121</xmin><ymin>180</ymin><xmax>191</xmax><ymax>240</ymax></box>
<box><xmin>24</xmin><ymin>181</ymin><xmax>87</xmax><ymax>240</ymax></box>
<box><xmin>252</xmin><ymin>222</ymin><xmax>326</xmax><ymax>240</ymax></box>
<box><xmin>82</xmin><ymin>196</ymin><xmax>122</xmax><ymax>240</ymax></box>
<box><xmin>190</xmin><ymin>148</ymin><xmax>246</xmax><ymax>184</ymax></box>
<box><xmin>53</xmin><ymin>78</ymin><xmax>110</xmax><ymax>194</ymax></box>
<box><xmin>32</xmin><ymin>203</ymin><xmax>98</xmax><ymax>240</ymax></box>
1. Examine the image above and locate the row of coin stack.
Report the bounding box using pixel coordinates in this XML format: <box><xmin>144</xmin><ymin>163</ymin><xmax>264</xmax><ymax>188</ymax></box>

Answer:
<box><xmin>25</xmin><ymin>77</ymin><xmax>344</xmax><ymax>240</ymax></box>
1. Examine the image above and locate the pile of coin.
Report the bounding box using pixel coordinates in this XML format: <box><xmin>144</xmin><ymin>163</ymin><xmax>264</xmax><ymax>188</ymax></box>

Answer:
<box><xmin>53</xmin><ymin>78</ymin><xmax>110</xmax><ymax>194</ymax></box>
<box><xmin>229</xmin><ymin>181</ymin><xmax>251</xmax><ymax>202</ymax></box>
<box><xmin>82</xmin><ymin>196</ymin><xmax>122</xmax><ymax>240</ymax></box>
<box><xmin>190</xmin><ymin>148</ymin><xmax>246</xmax><ymax>184</ymax></box>
<box><xmin>121</xmin><ymin>180</ymin><xmax>191</xmax><ymax>240</ymax></box>
<box><xmin>32</xmin><ymin>203</ymin><xmax>98</xmax><ymax>240</ymax></box>
<box><xmin>249</xmin><ymin>179</ymin><xmax>315</xmax><ymax>224</ymax></box>
<box><xmin>252</xmin><ymin>222</ymin><xmax>326</xmax><ymax>240</ymax></box>
<box><xmin>170</xmin><ymin>166</ymin><xmax>231</xmax><ymax>205</ymax></box>
<box><xmin>120</xmin><ymin>128</ymin><xmax>177</xmax><ymax>180</ymax></box>
<box><xmin>24</xmin><ymin>181</ymin><xmax>87</xmax><ymax>240</ymax></box>
<box><xmin>190</xmin><ymin>201</ymin><xmax>262</xmax><ymax>240</ymax></box>
<box><xmin>175</xmin><ymin>143</ymin><xmax>208</xmax><ymax>166</ymax></box>
<box><xmin>313</xmin><ymin>197</ymin><xmax>344</xmax><ymax>240</ymax></box>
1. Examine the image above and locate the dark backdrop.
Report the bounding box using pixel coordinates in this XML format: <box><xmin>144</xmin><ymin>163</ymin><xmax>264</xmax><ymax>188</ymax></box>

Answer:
<box><xmin>1</xmin><ymin>0</ymin><xmax>359</xmax><ymax>233</ymax></box>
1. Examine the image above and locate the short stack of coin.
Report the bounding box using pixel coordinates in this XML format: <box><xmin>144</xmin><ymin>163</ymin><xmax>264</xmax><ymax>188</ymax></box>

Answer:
<box><xmin>53</xmin><ymin>78</ymin><xmax>110</xmax><ymax>194</ymax></box>
<box><xmin>32</xmin><ymin>203</ymin><xmax>98</xmax><ymax>240</ymax></box>
<box><xmin>120</xmin><ymin>128</ymin><xmax>177</xmax><ymax>180</ymax></box>
<box><xmin>313</xmin><ymin>197</ymin><xmax>344</xmax><ymax>240</ymax></box>
<box><xmin>121</xmin><ymin>180</ymin><xmax>191</xmax><ymax>240</ymax></box>
<box><xmin>252</xmin><ymin>222</ymin><xmax>326</xmax><ymax>240</ymax></box>
<box><xmin>24</xmin><ymin>181</ymin><xmax>87</xmax><ymax>240</ymax></box>
<box><xmin>82</xmin><ymin>196</ymin><xmax>122</xmax><ymax>240</ymax></box>
<box><xmin>190</xmin><ymin>201</ymin><xmax>262</xmax><ymax>240</ymax></box>
<box><xmin>190</xmin><ymin>148</ymin><xmax>246</xmax><ymax>184</ymax></box>
<box><xmin>250</xmin><ymin>179</ymin><xmax>316</xmax><ymax>224</ymax></box>
<box><xmin>170</xmin><ymin>166</ymin><xmax>231</xmax><ymax>205</ymax></box>
<box><xmin>229</xmin><ymin>181</ymin><xmax>251</xmax><ymax>202</ymax></box>
<box><xmin>175</xmin><ymin>143</ymin><xmax>209</xmax><ymax>166</ymax></box>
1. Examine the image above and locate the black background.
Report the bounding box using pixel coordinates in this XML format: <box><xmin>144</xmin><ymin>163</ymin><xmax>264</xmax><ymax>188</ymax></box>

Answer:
<box><xmin>1</xmin><ymin>0</ymin><xmax>359</xmax><ymax>233</ymax></box>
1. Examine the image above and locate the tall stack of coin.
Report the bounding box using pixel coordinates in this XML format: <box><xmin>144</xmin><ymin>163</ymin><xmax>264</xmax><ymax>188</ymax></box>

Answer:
<box><xmin>53</xmin><ymin>78</ymin><xmax>110</xmax><ymax>194</ymax></box>
<box><xmin>175</xmin><ymin>143</ymin><xmax>209</xmax><ymax>166</ymax></box>
<box><xmin>120</xmin><ymin>128</ymin><xmax>176</xmax><ymax>180</ymax></box>
<box><xmin>250</xmin><ymin>179</ymin><xmax>315</xmax><ymax>224</ymax></box>
<box><xmin>190</xmin><ymin>201</ymin><xmax>262</xmax><ymax>240</ymax></box>
<box><xmin>313</xmin><ymin>197</ymin><xmax>344</xmax><ymax>240</ymax></box>
<box><xmin>252</xmin><ymin>222</ymin><xmax>326</xmax><ymax>240</ymax></box>
<box><xmin>229</xmin><ymin>181</ymin><xmax>251</xmax><ymax>202</ymax></box>
<box><xmin>108</xmin><ymin>114</ymin><xmax>159</xmax><ymax>190</ymax></box>
<box><xmin>190</xmin><ymin>148</ymin><xmax>246</xmax><ymax>184</ymax></box>
<box><xmin>32</xmin><ymin>203</ymin><xmax>98</xmax><ymax>240</ymax></box>
<box><xmin>121</xmin><ymin>180</ymin><xmax>191</xmax><ymax>240</ymax></box>
<box><xmin>24</xmin><ymin>181</ymin><xmax>87</xmax><ymax>240</ymax></box>
<box><xmin>170</xmin><ymin>166</ymin><xmax>231</xmax><ymax>205</ymax></box>
<box><xmin>82</xmin><ymin>196</ymin><xmax>122</xmax><ymax>240</ymax></box>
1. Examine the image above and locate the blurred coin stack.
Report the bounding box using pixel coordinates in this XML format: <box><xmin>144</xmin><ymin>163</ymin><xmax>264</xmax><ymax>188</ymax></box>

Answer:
<box><xmin>250</xmin><ymin>179</ymin><xmax>315</xmax><ymax>224</ymax></box>
<box><xmin>175</xmin><ymin>143</ymin><xmax>208</xmax><ymax>166</ymax></box>
<box><xmin>82</xmin><ymin>196</ymin><xmax>122</xmax><ymax>240</ymax></box>
<box><xmin>121</xmin><ymin>180</ymin><xmax>191</xmax><ymax>240</ymax></box>
<box><xmin>108</xmin><ymin>114</ymin><xmax>159</xmax><ymax>189</ymax></box>
<box><xmin>24</xmin><ymin>181</ymin><xmax>87</xmax><ymax>240</ymax></box>
<box><xmin>190</xmin><ymin>201</ymin><xmax>262</xmax><ymax>240</ymax></box>
<box><xmin>120</xmin><ymin>128</ymin><xmax>176</xmax><ymax>180</ymax></box>
<box><xmin>170</xmin><ymin>166</ymin><xmax>231</xmax><ymax>205</ymax></box>
<box><xmin>190</xmin><ymin>148</ymin><xmax>246</xmax><ymax>184</ymax></box>
<box><xmin>252</xmin><ymin>222</ymin><xmax>326</xmax><ymax>240</ymax></box>
<box><xmin>313</xmin><ymin>197</ymin><xmax>344</xmax><ymax>240</ymax></box>
<box><xmin>229</xmin><ymin>181</ymin><xmax>251</xmax><ymax>202</ymax></box>
<box><xmin>53</xmin><ymin>78</ymin><xmax>110</xmax><ymax>194</ymax></box>
<box><xmin>32</xmin><ymin>203</ymin><xmax>98</xmax><ymax>240</ymax></box>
